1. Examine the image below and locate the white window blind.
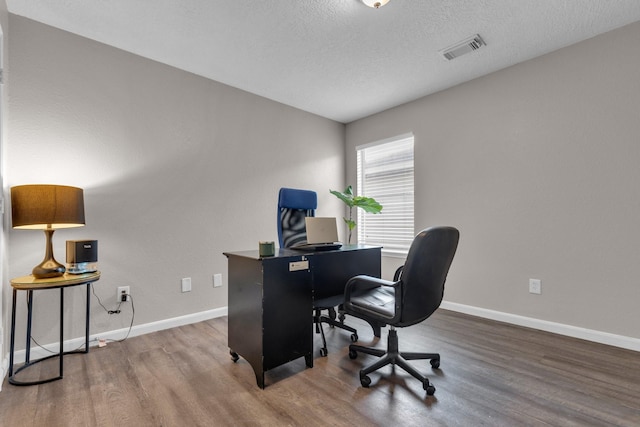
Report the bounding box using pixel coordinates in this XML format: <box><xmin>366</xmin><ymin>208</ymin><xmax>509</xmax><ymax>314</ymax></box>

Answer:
<box><xmin>357</xmin><ymin>135</ymin><xmax>414</xmax><ymax>256</ymax></box>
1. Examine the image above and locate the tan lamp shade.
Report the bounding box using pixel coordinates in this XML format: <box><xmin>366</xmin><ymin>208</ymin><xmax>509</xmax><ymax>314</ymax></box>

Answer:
<box><xmin>11</xmin><ymin>184</ymin><xmax>85</xmax><ymax>229</ymax></box>
<box><xmin>11</xmin><ymin>184</ymin><xmax>85</xmax><ymax>278</ymax></box>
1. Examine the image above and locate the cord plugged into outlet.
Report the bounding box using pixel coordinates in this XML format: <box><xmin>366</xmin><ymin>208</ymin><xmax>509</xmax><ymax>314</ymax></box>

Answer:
<box><xmin>91</xmin><ymin>283</ymin><xmax>136</xmax><ymax>342</ymax></box>
<box><xmin>117</xmin><ymin>286</ymin><xmax>131</xmax><ymax>302</ymax></box>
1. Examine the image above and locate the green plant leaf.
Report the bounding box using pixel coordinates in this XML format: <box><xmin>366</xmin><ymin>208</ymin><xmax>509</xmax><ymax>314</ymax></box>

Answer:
<box><xmin>331</xmin><ymin>185</ymin><xmax>383</xmax><ymax>244</ymax></box>
<box><xmin>344</xmin><ymin>218</ymin><xmax>356</xmax><ymax>230</ymax></box>
<box><xmin>352</xmin><ymin>196</ymin><xmax>383</xmax><ymax>214</ymax></box>
<box><xmin>330</xmin><ymin>188</ymin><xmax>354</xmax><ymax>207</ymax></box>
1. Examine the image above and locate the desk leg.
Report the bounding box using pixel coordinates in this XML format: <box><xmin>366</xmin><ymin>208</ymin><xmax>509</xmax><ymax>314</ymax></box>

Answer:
<box><xmin>25</xmin><ymin>290</ymin><xmax>33</xmax><ymax>364</ymax></box>
<box><xmin>9</xmin><ymin>289</ymin><xmax>17</xmax><ymax>377</ymax></box>
<box><xmin>255</xmin><ymin>371</ymin><xmax>265</xmax><ymax>390</ymax></box>
<box><xmin>305</xmin><ymin>354</ymin><xmax>313</xmax><ymax>368</ymax></box>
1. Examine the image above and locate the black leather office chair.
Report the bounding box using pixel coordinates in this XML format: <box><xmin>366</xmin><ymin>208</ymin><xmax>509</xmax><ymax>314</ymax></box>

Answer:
<box><xmin>344</xmin><ymin>226</ymin><xmax>459</xmax><ymax>394</ymax></box>
<box><xmin>277</xmin><ymin>187</ymin><xmax>359</xmax><ymax>356</ymax></box>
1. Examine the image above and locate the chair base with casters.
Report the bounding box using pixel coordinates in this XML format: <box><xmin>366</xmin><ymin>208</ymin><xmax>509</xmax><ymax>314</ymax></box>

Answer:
<box><xmin>313</xmin><ymin>296</ymin><xmax>358</xmax><ymax>357</ymax></box>
<box><xmin>348</xmin><ymin>326</ymin><xmax>440</xmax><ymax>395</ymax></box>
<box><xmin>313</xmin><ymin>287</ymin><xmax>388</xmax><ymax>357</ymax></box>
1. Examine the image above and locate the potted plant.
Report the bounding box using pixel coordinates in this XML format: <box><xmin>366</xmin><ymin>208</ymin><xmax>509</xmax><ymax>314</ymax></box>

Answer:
<box><xmin>330</xmin><ymin>185</ymin><xmax>382</xmax><ymax>244</ymax></box>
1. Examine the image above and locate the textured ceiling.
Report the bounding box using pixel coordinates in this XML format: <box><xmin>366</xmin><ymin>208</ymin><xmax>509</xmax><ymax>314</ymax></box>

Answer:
<box><xmin>7</xmin><ymin>0</ymin><xmax>640</xmax><ymax>123</ymax></box>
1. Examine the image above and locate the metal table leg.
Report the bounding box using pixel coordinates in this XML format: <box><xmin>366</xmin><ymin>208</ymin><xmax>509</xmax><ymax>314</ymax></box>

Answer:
<box><xmin>8</xmin><ymin>289</ymin><xmax>17</xmax><ymax>378</ymax></box>
<box><xmin>8</xmin><ymin>272</ymin><xmax>100</xmax><ymax>386</ymax></box>
<box><xmin>9</xmin><ymin>287</ymin><xmax>68</xmax><ymax>385</ymax></box>
<box><xmin>59</xmin><ymin>287</ymin><xmax>64</xmax><ymax>378</ymax></box>
<box><xmin>25</xmin><ymin>290</ymin><xmax>33</xmax><ymax>364</ymax></box>
<box><xmin>84</xmin><ymin>283</ymin><xmax>90</xmax><ymax>353</ymax></box>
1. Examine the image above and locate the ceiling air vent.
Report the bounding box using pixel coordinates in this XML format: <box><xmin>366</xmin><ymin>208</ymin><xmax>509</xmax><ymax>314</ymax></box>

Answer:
<box><xmin>439</xmin><ymin>34</ymin><xmax>486</xmax><ymax>60</ymax></box>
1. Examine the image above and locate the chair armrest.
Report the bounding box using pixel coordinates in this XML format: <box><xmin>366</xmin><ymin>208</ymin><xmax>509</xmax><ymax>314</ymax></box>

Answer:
<box><xmin>344</xmin><ymin>275</ymin><xmax>393</xmax><ymax>302</ymax></box>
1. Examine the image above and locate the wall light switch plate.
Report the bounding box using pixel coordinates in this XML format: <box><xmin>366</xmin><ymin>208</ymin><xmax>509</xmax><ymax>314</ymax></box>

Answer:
<box><xmin>181</xmin><ymin>277</ymin><xmax>192</xmax><ymax>293</ymax></box>
<box><xmin>213</xmin><ymin>273</ymin><xmax>223</xmax><ymax>287</ymax></box>
<box><xmin>529</xmin><ymin>278</ymin><xmax>541</xmax><ymax>295</ymax></box>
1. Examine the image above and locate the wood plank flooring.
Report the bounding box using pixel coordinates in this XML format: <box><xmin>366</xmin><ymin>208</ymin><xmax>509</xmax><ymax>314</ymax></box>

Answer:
<box><xmin>1</xmin><ymin>309</ymin><xmax>638</xmax><ymax>426</ymax></box>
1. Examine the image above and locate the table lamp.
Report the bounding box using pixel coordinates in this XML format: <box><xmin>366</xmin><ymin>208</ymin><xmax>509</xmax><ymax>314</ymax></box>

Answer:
<box><xmin>11</xmin><ymin>184</ymin><xmax>85</xmax><ymax>278</ymax></box>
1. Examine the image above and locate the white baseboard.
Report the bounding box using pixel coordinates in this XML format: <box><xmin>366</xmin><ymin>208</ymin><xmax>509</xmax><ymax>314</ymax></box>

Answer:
<box><xmin>440</xmin><ymin>301</ymin><xmax>640</xmax><ymax>352</ymax></box>
<box><xmin>6</xmin><ymin>306</ymin><xmax>228</xmax><ymax>366</ymax></box>
<box><xmin>0</xmin><ymin>354</ymin><xmax>6</xmax><ymax>392</ymax></box>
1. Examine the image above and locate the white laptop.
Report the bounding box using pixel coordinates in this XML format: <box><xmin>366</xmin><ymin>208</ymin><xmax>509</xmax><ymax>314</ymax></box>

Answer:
<box><xmin>291</xmin><ymin>217</ymin><xmax>342</xmax><ymax>251</ymax></box>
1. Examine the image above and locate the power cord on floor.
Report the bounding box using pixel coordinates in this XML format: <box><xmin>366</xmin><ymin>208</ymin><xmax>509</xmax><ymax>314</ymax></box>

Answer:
<box><xmin>23</xmin><ymin>292</ymin><xmax>88</xmax><ymax>355</ymax></box>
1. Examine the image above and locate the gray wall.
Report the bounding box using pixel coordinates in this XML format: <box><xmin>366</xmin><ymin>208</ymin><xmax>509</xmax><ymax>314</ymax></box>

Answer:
<box><xmin>346</xmin><ymin>22</ymin><xmax>640</xmax><ymax>339</ymax></box>
<box><xmin>4</xmin><ymin>13</ymin><xmax>640</xmax><ymax>354</ymax></box>
<box><xmin>4</xmin><ymin>16</ymin><xmax>345</xmax><ymax>349</ymax></box>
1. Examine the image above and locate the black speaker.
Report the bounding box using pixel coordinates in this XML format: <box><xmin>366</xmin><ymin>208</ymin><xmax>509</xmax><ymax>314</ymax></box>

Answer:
<box><xmin>66</xmin><ymin>240</ymin><xmax>98</xmax><ymax>274</ymax></box>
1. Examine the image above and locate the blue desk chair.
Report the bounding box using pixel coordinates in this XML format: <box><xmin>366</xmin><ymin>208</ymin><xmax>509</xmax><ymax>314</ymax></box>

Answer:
<box><xmin>277</xmin><ymin>187</ymin><xmax>359</xmax><ymax>357</ymax></box>
<box><xmin>277</xmin><ymin>187</ymin><xmax>317</xmax><ymax>248</ymax></box>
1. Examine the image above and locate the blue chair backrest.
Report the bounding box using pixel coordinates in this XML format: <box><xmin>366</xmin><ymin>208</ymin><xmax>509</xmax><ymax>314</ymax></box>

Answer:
<box><xmin>277</xmin><ymin>188</ymin><xmax>317</xmax><ymax>248</ymax></box>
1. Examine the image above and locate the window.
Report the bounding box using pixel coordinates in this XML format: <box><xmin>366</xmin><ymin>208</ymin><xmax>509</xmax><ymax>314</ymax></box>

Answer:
<box><xmin>357</xmin><ymin>134</ymin><xmax>414</xmax><ymax>256</ymax></box>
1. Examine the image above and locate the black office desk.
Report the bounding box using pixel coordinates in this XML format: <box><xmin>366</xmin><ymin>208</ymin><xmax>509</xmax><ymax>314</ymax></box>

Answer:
<box><xmin>224</xmin><ymin>245</ymin><xmax>381</xmax><ymax>388</ymax></box>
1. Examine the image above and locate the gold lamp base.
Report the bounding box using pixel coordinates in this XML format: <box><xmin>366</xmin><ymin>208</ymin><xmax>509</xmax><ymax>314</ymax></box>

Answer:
<box><xmin>32</xmin><ymin>260</ymin><xmax>66</xmax><ymax>279</ymax></box>
<box><xmin>32</xmin><ymin>229</ymin><xmax>66</xmax><ymax>279</ymax></box>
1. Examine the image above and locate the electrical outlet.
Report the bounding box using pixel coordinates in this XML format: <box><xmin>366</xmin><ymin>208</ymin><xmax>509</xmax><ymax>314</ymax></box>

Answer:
<box><xmin>213</xmin><ymin>273</ymin><xmax>223</xmax><ymax>288</ymax></box>
<box><xmin>529</xmin><ymin>279</ymin><xmax>541</xmax><ymax>295</ymax></box>
<box><xmin>181</xmin><ymin>277</ymin><xmax>192</xmax><ymax>293</ymax></box>
<box><xmin>117</xmin><ymin>286</ymin><xmax>130</xmax><ymax>302</ymax></box>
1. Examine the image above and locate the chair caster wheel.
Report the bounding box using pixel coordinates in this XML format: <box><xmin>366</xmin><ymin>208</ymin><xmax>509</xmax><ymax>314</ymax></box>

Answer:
<box><xmin>360</xmin><ymin>374</ymin><xmax>371</xmax><ymax>388</ymax></box>
<box><xmin>230</xmin><ymin>350</ymin><xmax>239</xmax><ymax>362</ymax></box>
<box><xmin>430</xmin><ymin>358</ymin><xmax>440</xmax><ymax>369</ymax></box>
<box><xmin>320</xmin><ymin>348</ymin><xmax>328</xmax><ymax>357</ymax></box>
<box><xmin>350</xmin><ymin>333</ymin><xmax>358</xmax><ymax>342</ymax></box>
<box><xmin>348</xmin><ymin>349</ymin><xmax>358</xmax><ymax>359</ymax></box>
<box><xmin>424</xmin><ymin>380</ymin><xmax>436</xmax><ymax>395</ymax></box>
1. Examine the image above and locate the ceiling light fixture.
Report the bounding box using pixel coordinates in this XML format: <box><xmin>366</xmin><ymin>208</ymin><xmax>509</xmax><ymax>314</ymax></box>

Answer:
<box><xmin>362</xmin><ymin>0</ymin><xmax>390</xmax><ymax>8</ymax></box>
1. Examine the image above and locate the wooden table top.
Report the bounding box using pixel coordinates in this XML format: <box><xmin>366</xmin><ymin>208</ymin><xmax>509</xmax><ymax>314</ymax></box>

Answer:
<box><xmin>10</xmin><ymin>271</ymin><xmax>101</xmax><ymax>290</ymax></box>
